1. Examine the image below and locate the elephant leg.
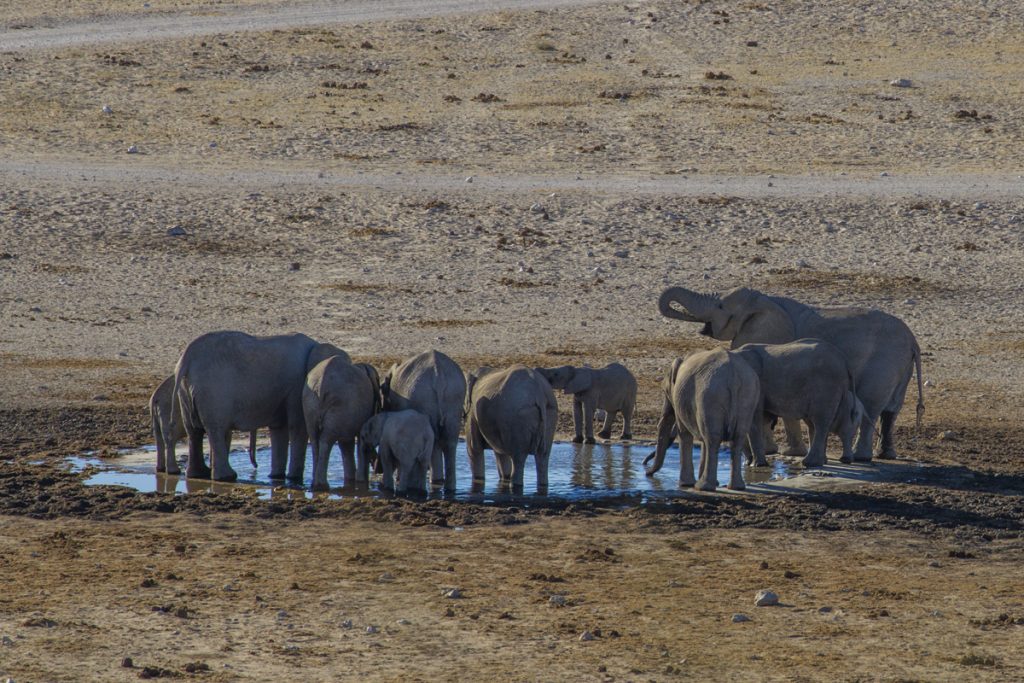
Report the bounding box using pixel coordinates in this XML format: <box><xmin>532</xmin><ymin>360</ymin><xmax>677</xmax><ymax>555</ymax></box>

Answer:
<box><xmin>164</xmin><ymin>436</ymin><xmax>182</xmax><ymax>475</ymax></box>
<box><xmin>209</xmin><ymin>429</ymin><xmax>238</xmax><ymax>482</ymax></box>
<box><xmin>728</xmin><ymin>433</ymin><xmax>747</xmax><ymax>491</ymax></box>
<box><xmin>877</xmin><ymin>410</ymin><xmax>898</xmax><ymax>459</ymax></box>
<box><xmin>154</xmin><ymin>425</ymin><xmax>166</xmax><ymax>473</ymax></box>
<box><xmin>442</xmin><ymin>434</ymin><xmax>458</xmax><ymax>493</ymax></box>
<box><xmin>510</xmin><ymin>454</ymin><xmax>527</xmax><ymax>491</ymax></box>
<box><xmin>596</xmin><ymin>409</ymin><xmax>614</xmax><ymax>440</ymax></box>
<box><xmin>186</xmin><ymin>426</ymin><xmax>210</xmax><ymax>479</ymax></box>
<box><xmin>348</xmin><ymin>438</ymin><xmax>367</xmax><ymax>483</ymax></box>
<box><xmin>268</xmin><ymin>426</ymin><xmax>289</xmax><ymax>479</ymax></box>
<box><xmin>582</xmin><ymin>398</ymin><xmax>597</xmax><ymax>444</ymax></box>
<box><xmin>571</xmin><ymin>399</ymin><xmax>584</xmax><ymax>443</ymax></box>
<box><xmin>853</xmin><ymin>409</ymin><xmax>880</xmax><ymax>462</ymax></box>
<box><xmin>696</xmin><ymin>437</ymin><xmax>720</xmax><ymax>492</ymax></box>
<box><xmin>763</xmin><ymin>427</ymin><xmax>779</xmax><ymax>456</ymax></box>
<box><xmin>620</xmin><ymin>404</ymin><xmax>634</xmax><ymax>440</ymax></box>
<box><xmin>781</xmin><ymin>418</ymin><xmax>808</xmax><ymax>457</ymax></box>
<box><xmin>311</xmin><ymin>436</ymin><xmax>333</xmax><ymax>491</ymax></box>
<box><xmin>467</xmin><ymin>419</ymin><xmax>486</xmax><ymax>486</ymax></box>
<box><xmin>747</xmin><ymin>415</ymin><xmax>769</xmax><ymax>467</ymax></box>
<box><xmin>286</xmin><ymin>421</ymin><xmax>309</xmax><ymax>482</ymax></box>
<box><xmin>802</xmin><ymin>419</ymin><xmax>828</xmax><ymax>468</ymax></box>
<box><xmin>430</xmin><ymin>443</ymin><xmax>445</xmax><ymax>488</ymax></box>
<box><xmin>378</xmin><ymin>445</ymin><xmax>395</xmax><ymax>490</ymax></box>
<box><xmin>495</xmin><ymin>451</ymin><xmax>514</xmax><ymax>482</ymax></box>
<box><xmin>678</xmin><ymin>430</ymin><xmax>696</xmax><ymax>487</ymax></box>
<box><xmin>534</xmin><ymin>449</ymin><xmax>550</xmax><ymax>493</ymax></box>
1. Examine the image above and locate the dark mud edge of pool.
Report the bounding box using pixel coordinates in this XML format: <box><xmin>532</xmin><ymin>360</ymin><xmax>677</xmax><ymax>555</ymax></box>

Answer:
<box><xmin>1</xmin><ymin>406</ymin><xmax>1023</xmax><ymax>540</ymax></box>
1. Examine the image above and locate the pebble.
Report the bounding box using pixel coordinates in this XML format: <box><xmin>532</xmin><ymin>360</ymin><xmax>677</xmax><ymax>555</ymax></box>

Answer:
<box><xmin>1</xmin><ymin>636</ymin><xmax>14</xmax><ymax>647</ymax></box>
<box><xmin>101</xmin><ymin>105</ymin><xmax>113</xmax><ymax>114</ymax></box>
<box><xmin>818</xmin><ymin>606</ymin><xmax>833</xmax><ymax>613</ymax></box>
<box><xmin>732</xmin><ymin>613</ymin><xmax>751</xmax><ymax>623</ymax></box>
<box><xmin>127</xmin><ymin>145</ymin><xmax>139</xmax><ymax>154</ymax></box>
<box><xmin>166</xmin><ymin>226</ymin><xmax>187</xmax><ymax>237</ymax></box>
<box><xmin>549</xmin><ymin>595</ymin><xmax>567</xmax><ymax>607</ymax></box>
<box><xmin>530</xmin><ymin>203</ymin><xmax>545</xmax><ymax>213</ymax></box>
<box><xmin>939</xmin><ymin>430</ymin><xmax>957</xmax><ymax>441</ymax></box>
<box><xmin>365</xmin><ymin>625</ymin><xmax>379</xmax><ymax>634</ymax></box>
<box><xmin>396</xmin><ymin>619</ymin><xmax>411</xmax><ymax>625</ymax></box>
<box><xmin>464</xmin><ymin>175</ymin><xmax>474</xmax><ymax>183</ymax></box>
<box><xmin>924</xmin><ymin>380</ymin><xmax>934</xmax><ymax>388</ymax></box>
<box><xmin>341</xmin><ymin>619</ymin><xmax>353</xmax><ymax>629</ymax></box>
<box><xmin>613</xmin><ymin>249</ymin><xmax>630</xmax><ymax>258</ymax></box>
<box><xmin>443</xmin><ymin>588</ymin><xmax>463</xmax><ymax>599</ymax></box>
<box><xmin>579</xmin><ymin>630</ymin><xmax>595</xmax><ymax>641</ymax></box>
<box><xmin>377</xmin><ymin>572</ymin><xmax>395</xmax><ymax>583</ymax></box>
<box><xmin>754</xmin><ymin>589</ymin><xmax>779</xmax><ymax>607</ymax></box>
<box><xmin>890</xmin><ymin>78</ymin><xmax>913</xmax><ymax>88</ymax></box>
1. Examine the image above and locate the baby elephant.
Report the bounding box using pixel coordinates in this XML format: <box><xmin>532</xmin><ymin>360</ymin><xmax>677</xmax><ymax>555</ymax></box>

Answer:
<box><xmin>150</xmin><ymin>376</ymin><xmax>256</xmax><ymax>475</ymax></box>
<box><xmin>643</xmin><ymin>349</ymin><xmax>760</xmax><ymax>491</ymax></box>
<box><xmin>465</xmin><ymin>365</ymin><xmax>557</xmax><ymax>492</ymax></box>
<box><xmin>733</xmin><ymin>339</ymin><xmax>865</xmax><ymax>468</ymax></box>
<box><xmin>359</xmin><ymin>410</ymin><xmax>434</xmax><ymax>494</ymax></box>
<box><xmin>535</xmin><ymin>363</ymin><xmax>637</xmax><ymax>443</ymax></box>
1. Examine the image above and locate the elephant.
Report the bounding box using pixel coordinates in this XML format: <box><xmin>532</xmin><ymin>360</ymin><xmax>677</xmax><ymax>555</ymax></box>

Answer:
<box><xmin>535</xmin><ymin>363</ymin><xmax>637</xmax><ymax>443</ymax></box>
<box><xmin>732</xmin><ymin>339</ymin><xmax>866</xmax><ymax>468</ymax></box>
<box><xmin>464</xmin><ymin>365</ymin><xmax>557</xmax><ymax>492</ymax></box>
<box><xmin>150</xmin><ymin>375</ymin><xmax>256</xmax><ymax>475</ymax></box>
<box><xmin>172</xmin><ymin>331</ymin><xmax>349</xmax><ymax>481</ymax></box>
<box><xmin>643</xmin><ymin>349</ymin><xmax>760</xmax><ymax>491</ymax></box>
<box><xmin>658</xmin><ymin>285</ymin><xmax>924</xmax><ymax>462</ymax></box>
<box><xmin>302</xmin><ymin>357</ymin><xmax>380</xmax><ymax>490</ymax></box>
<box><xmin>359</xmin><ymin>410</ymin><xmax>434</xmax><ymax>494</ymax></box>
<box><xmin>382</xmin><ymin>350</ymin><xmax>466</xmax><ymax>492</ymax></box>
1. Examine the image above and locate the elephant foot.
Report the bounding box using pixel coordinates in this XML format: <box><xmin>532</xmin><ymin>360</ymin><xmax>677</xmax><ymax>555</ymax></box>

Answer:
<box><xmin>584</xmin><ymin>436</ymin><xmax>596</xmax><ymax>445</ymax></box>
<box><xmin>212</xmin><ymin>469</ymin><xmax>238</xmax><ymax>483</ymax></box>
<box><xmin>876</xmin><ymin>449</ymin><xmax>898</xmax><ymax>460</ymax></box>
<box><xmin>695</xmin><ymin>479</ymin><xmax>718</xmax><ymax>492</ymax></box>
<box><xmin>268</xmin><ymin>470</ymin><xmax>286</xmax><ymax>480</ymax></box>
<box><xmin>781</xmin><ymin>445</ymin><xmax>808</xmax><ymax>457</ymax></box>
<box><xmin>801</xmin><ymin>456</ymin><xmax>826</xmax><ymax>469</ymax></box>
<box><xmin>186</xmin><ymin>464</ymin><xmax>211</xmax><ymax>479</ymax></box>
<box><xmin>679</xmin><ymin>477</ymin><xmax>696</xmax><ymax>487</ymax></box>
<box><xmin>764</xmin><ymin>444</ymin><xmax>779</xmax><ymax>456</ymax></box>
<box><xmin>852</xmin><ymin>454</ymin><xmax>874</xmax><ymax>464</ymax></box>
<box><xmin>596</xmin><ymin>430</ymin><xmax>612</xmax><ymax>440</ymax></box>
<box><xmin>311</xmin><ymin>481</ymin><xmax>331</xmax><ymax>492</ymax></box>
<box><xmin>620</xmin><ymin>432</ymin><xmax>632</xmax><ymax>441</ymax></box>
<box><xmin>728</xmin><ymin>480</ymin><xmax>746</xmax><ymax>491</ymax></box>
<box><xmin>644</xmin><ymin>466</ymin><xmax>659</xmax><ymax>477</ymax></box>
<box><xmin>839</xmin><ymin>455</ymin><xmax>854</xmax><ymax>465</ymax></box>
<box><xmin>753</xmin><ymin>458</ymin><xmax>770</xmax><ymax>467</ymax></box>
<box><xmin>571</xmin><ymin>435</ymin><xmax>584</xmax><ymax>444</ymax></box>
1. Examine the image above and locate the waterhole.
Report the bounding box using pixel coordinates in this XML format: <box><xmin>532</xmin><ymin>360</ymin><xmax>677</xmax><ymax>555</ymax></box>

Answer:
<box><xmin>70</xmin><ymin>439</ymin><xmax>794</xmax><ymax>502</ymax></box>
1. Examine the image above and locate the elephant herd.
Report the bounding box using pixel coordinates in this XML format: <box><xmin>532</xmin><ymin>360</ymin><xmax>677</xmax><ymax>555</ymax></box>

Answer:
<box><xmin>150</xmin><ymin>285</ymin><xmax>923</xmax><ymax>494</ymax></box>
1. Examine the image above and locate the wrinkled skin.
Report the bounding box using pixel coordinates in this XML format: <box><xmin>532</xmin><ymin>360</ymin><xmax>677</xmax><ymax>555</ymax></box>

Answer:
<box><xmin>382</xmin><ymin>350</ymin><xmax>466</xmax><ymax>492</ymax></box>
<box><xmin>535</xmin><ymin>363</ymin><xmax>637</xmax><ymax>443</ymax></box>
<box><xmin>302</xmin><ymin>357</ymin><xmax>380</xmax><ymax>490</ymax></box>
<box><xmin>464</xmin><ymin>365</ymin><xmax>557</xmax><ymax>493</ymax></box>
<box><xmin>643</xmin><ymin>349</ymin><xmax>760</xmax><ymax>492</ymax></box>
<box><xmin>150</xmin><ymin>375</ymin><xmax>257</xmax><ymax>475</ymax></box>
<box><xmin>659</xmin><ymin>286</ymin><xmax>924</xmax><ymax>462</ymax></box>
<box><xmin>359</xmin><ymin>410</ymin><xmax>434</xmax><ymax>494</ymax></box>
<box><xmin>733</xmin><ymin>340</ymin><xmax>865</xmax><ymax>468</ymax></box>
<box><xmin>172</xmin><ymin>331</ymin><xmax>349</xmax><ymax>482</ymax></box>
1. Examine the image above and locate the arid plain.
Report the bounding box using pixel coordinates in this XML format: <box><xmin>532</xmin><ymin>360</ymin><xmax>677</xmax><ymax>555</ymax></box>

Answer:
<box><xmin>1</xmin><ymin>0</ymin><xmax>1023</xmax><ymax>680</ymax></box>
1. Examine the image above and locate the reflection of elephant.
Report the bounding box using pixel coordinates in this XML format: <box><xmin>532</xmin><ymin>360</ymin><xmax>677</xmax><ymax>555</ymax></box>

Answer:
<box><xmin>359</xmin><ymin>410</ymin><xmax>434</xmax><ymax>493</ymax></box>
<box><xmin>150</xmin><ymin>375</ymin><xmax>256</xmax><ymax>475</ymax></box>
<box><xmin>464</xmin><ymin>365</ymin><xmax>557</xmax><ymax>492</ymax></box>
<box><xmin>733</xmin><ymin>340</ymin><xmax>865</xmax><ymax>468</ymax></box>
<box><xmin>659</xmin><ymin>286</ymin><xmax>923</xmax><ymax>461</ymax></box>
<box><xmin>303</xmin><ymin>357</ymin><xmax>380</xmax><ymax>490</ymax></box>
<box><xmin>535</xmin><ymin>363</ymin><xmax>637</xmax><ymax>443</ymax></box>
<box><xmin>382</xmin><ymin>351</ymin><xmax>466</xmax><ymax>492</ymax></box>
<box><xmin>173</xmin><ymin>331</ymin><xmax>348</xmax><ymax>481</ymax></box>
<box><xmin>644</xmin><ymin>349</ymin><xmax>759</xmax><ymax>491</ymax></box>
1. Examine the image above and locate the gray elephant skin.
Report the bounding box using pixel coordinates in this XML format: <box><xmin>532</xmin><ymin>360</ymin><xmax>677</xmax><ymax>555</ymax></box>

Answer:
<box><xmin>360</xmin><ymin>410</ymin><xmax>434</xmax><ymax>494</ymax></box>
<box><xmin>172</xmin><ymin>331</ymin><xmax>349</xmax><ymax>481</ymax></box>
<box><xmin>465</xmin><ymin>365</ymin><xmax>557</xmax><ymax>492</ymax></box>
<box><xmin>644</xmin><ymin>349</ymin><xmax>760</xmax><ymax>491</ymax></box>
<box><xmin>659</xmin><ymin>286</ymin><xmax>923</xmax><ymax>461</ymax></box>
<box><xmin>535</xmin><ymin>363</ymin><xmax>637</xmax><ymax>443</ymax></box>
<box><xmin>733</xmin><ymin>340</ymin><xmax>866</xmax><ymax>468</ymax></box>
<box><xmin>302</xmin><ymin>357</ymin><xmax>380</xmax><ymax>490</ymax></box>
<box><xmin>150</xmin><ymin>375</ymin><xmax>257</xmax><ymax>475</ymax></box>
<box><xmin>382</xmin><ymin>350</ymin><xmax>466</xmax><ymax>492</ymax></box>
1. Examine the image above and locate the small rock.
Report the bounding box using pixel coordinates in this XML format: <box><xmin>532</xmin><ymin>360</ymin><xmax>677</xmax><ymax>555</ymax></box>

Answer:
<box><xmin>289</xmin><ymin>262</ymin><xmax>301</xmax><ymax>271</ymax></box>
<box><xmin>759</xmin><ymin>560</ymin><xmax>769</xmax><ymax>570</ymax></box>
<box><xmin>890</xmin><ymin>78</ymin><xmax>913</xmax><ymax>88</ymax></box>
<box><xmin>530</xmin><ymin>203</ymin><xmax>545</xmax><ymax>213</ymax></box>
<box><xmin>341</xmin><ymin>619</ymin><xmax>353</xmax><ymax>629</ymax></box>
<box><xmin>579</xmin><ymin>630</ymin><xmax>595</xmax><ymax>641</ymax></box>
<box><xmin>396</xmin><ymin>619</ymin><xmax>411</xmax><ymax>625</ymax></box>
<box><xmin>127</xmin><ymin>145</ymin><xmax>139</xmax><ymax>154</ymax></box>
<box><xmin>377</xmin><ymin>572</ymin><xmax>395</xmax><ymax>583</ymax></box>
<box><xmin>443</xmin><ymin>588</ymin><xmax>462</xmax><ymax>599</ymax></box>
<box><xmin>745</xmin><ymin>40</ymin><xmax>758</xmax><ymax>47</ymax></box>
<box><xmin>818</xmin><ymin>606</ymin><xmax>832</xmax><ymax>613</ymax></box>
<box><xmin>928</xmin><ymin>560</ymin><xmax>941</xmax><ymax>568</ymax></box>
<box><xmin>795</xmin><ymin>259</ymin><xmax>810</xmax><ymax>268</ymax></box>
<box><xmin>879</xmin><ymin>171</ymin><xmax>890</xmax><ymax>177</ymax></box>
<box><xmin>102</xmin><ymin>105</ymin><xmax>113</xmax><ymax>114</ymax></box>
<box><xmin>444</xmin><ymin>607</ymin><xmax>455</xmax><ymax>617</ymax></box>
<box><xmin>754</xmin><ymin>590</ymin><xmax>779</xmax><ymax>607</ymax></box>
<box><xmin>121</xmin><ymin>657</ymin><xmax>134</xmax><ymax>668</ymax></box>
<box><xmin>732</xmin><ymin>613</ymin><xmax>751</xmax><ymax>623</ymax></box>
<box><xmin>939</xmin><ymin>430</ymin><xmax>958</xmax><ymax>441</ymax></box>
<box><xmin>924</xmin><ymin>380</ymin><xmax>934</xmax><ymax>388</ymax></box>
<box><xmin>549</xmin><ymin>595</ymin><xmax>567</xmax><ymax>607</ymax></box>
<box><xmin>365</xmin><ymin>625</ymin><xmax>378</xmax><ymax>634</ymax></box>
<box><xmin>613</xmin><ymin>249</ymin><xmax>630</xmax><ymax>258</ymax></box>
<box><xmin>166</xmin><ymin>226</ymin><xmax>187</xmax><ymax>237</ymax></box>
<box><xmin>464</xmin><ymin>175</ymin><xmax>474</xmax><ymax>183</ymax></box>
<box><xmin>597</xmin><ymin>665</ymin><xmax>607</xmax><ymax>672</ymax></box>
<box><xmin>1</xmin><ymin>636</ymin><xmax>14</xmax><ymax>647</ymax></box>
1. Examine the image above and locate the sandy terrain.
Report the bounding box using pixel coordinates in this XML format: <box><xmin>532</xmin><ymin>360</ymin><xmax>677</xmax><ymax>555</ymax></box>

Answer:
<box><xmin>1</xmin><ymin>0</ymin><xmax>1023</xmax><ymax>680</ymax></box>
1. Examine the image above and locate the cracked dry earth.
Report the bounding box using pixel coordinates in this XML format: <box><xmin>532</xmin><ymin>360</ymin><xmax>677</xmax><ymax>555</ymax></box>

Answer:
<box><xmin>1</xmin><ymin>0</ymin><xmax>1024</xmax><ymax>681</ymax></box>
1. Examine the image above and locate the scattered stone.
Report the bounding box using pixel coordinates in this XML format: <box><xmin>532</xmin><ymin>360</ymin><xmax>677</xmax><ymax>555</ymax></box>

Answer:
<box><xmin>818</xmin><ymin>606</ymin><xmax>832</xmax><ymax>613</ymax></box>
<box><xmin>127</xmin><ymin>145</ymin><xmax>139</xmax><ymax>154</ymax></box>
<box><xmin>122</xmin><ymin>657</ymin><xmax>134</xmax><ymax>668</ymax></box>
<box><xmin>377</xmin><ymin>572</ymin><xmax>395</xmax><ymax>583</ymax></box>
<box><xmin>754</xmin><ymin>590</ymin><xmax>779</xmax><ymax>607</ymax></box>
<box><xmin>341</xmin><ymin>619</ymin><xmax>353</xmax><ymax>629</ymax></box>
<box><xmin>102</xmin><ymin>105</ymin><xmax>113</xmax><ymax>114</ymax></box>
<box><xmin>704</xmin><ymin>71</ymin><xmax>732</xmax><ymax>80</ymax></box>
<box><xmin>732</xmin><ymin>613</ymin><xmax>751</xmax><ymax>623</ymax></box>
<box><xmin>928</xmin><ymin>560</ymin><xmax>941</xmax><ymax>568</ymax></box>
<box><xmin>759</xmin><ymin>560</ymin><xmax>769</xmax><ymax>570</ymax></box>
<box><xmin>444</xmin><ymin>607</ymin><xmax>455</xmax><ymax>617</ymax></box>
<box><xmin>745</xmin><ymin>40</ymin><xmax>758</xmax><ymax>47</ymax></box>
<box><xmin>396</xmin><ymin>619</ymin><xmax>411</xmax><ymax>625</ymax></box>
<box><xmin>579</xmin><ymin>630</ymin><xmax>595</xmax><ymax>641</ymax></box>
<box><xmin>20</xmin><ymin>617</ymin><xmax>56</xmax><ymax>628</ymax></box>
<box><xmin>939</xmin><ymin>430</ymin><xmax>958</xmax><ymax>441</ymax></box>
<box><xmin>289</xmin><ymin>262</ymin><xmax>301</xmax><ymax>272</ymax></box>
<box><xmin>1</xmin><ymin>636</ymin><xmax>14</xmax><ymax>647</ymax></box>
<box><xmin>166</xmin><ymin>226</ymin><xmax>187</xmax><ymax>237</ymax></box>
<box><xmin>183</xmin><ymin>662</ymin><xmax>210</xmax><ymax>673</ymax></box>
<box><xmin>365</xmin><ymin>625</ymin><xmax>379</xmax><ymax>634</ymax></box>
<box><xmin>443</xmin><ymin>588</ymin><xmax>463</xmax><ymax>599</ymax></box>
<box><xmin>140</xmin><ymin>578</ymin><xmax>157</xmax><ymax>588</ymax></box>
<box><xmin>464</xmin><ymin>175</ymin><xmax>474</xmax><ymax>183</ymax></box>
<box><xmin>597</xmin><ymin>665</ymin><xmax>607</xmax><ymax>672</ymax></box>
<box><xmin>783</xmin><ymin>570</ymin><xmax>801</xmax><ymax>579</ymax></box>
<box><xmin>890</xmin><ymin>78</ymin><xmax>913</xmax><ymax>88</ymax></box>
<box><xmin>549</xmin><ymin>595</ymin><xmax>567</xmax><ymax>607</ymax></box>
<box><xmin>613</xmin><ymin>249</ymin><xmax>630</xmax><ymax>258</ymax></box>
<box><xmin>879</xmin><ymin>171</ymin><xmax>890</xmax><ymax>177</ymax></box>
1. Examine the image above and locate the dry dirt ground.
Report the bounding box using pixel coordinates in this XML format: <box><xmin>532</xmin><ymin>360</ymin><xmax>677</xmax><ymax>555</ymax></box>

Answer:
<box><xmin>1</xmin><ymin>0</ymin><xmax>1024</xmax><ymax>681</ymax></box>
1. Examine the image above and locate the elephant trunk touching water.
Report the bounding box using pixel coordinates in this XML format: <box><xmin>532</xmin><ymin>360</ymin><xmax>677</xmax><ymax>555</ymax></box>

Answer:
<box><xmin>659</xmin><ymin>286</ymin><xmax>924</xmax><ymax>462</ymax></box>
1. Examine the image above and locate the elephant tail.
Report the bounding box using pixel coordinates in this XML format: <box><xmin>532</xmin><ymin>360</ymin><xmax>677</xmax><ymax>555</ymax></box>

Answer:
<box><xmin>249</xmin><ymin>430</ymin><xmax>258</xmax><ymax>469</ymax></box>
<box><xmin>913</xmin><ymin>340</ymin><xmax>924</xmax><ymax>435</ymax></box>
<box><xmin>531</xmin><ymin>400</ymin><xmax>547</xmax><ymax>457</ymax></box>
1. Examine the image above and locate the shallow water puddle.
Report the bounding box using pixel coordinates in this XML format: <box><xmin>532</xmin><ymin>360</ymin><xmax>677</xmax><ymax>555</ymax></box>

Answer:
<box><xmin>69</xmin><ymin>440</ymin><xmax>794</xmax><ymax>502</ymax></box>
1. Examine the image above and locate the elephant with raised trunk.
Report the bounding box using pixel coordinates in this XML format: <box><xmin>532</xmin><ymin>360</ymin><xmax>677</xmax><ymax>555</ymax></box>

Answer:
<box><xmin>359</xmin><ymin>410</ymin><xmax>434</xmax><ymax>494</ymax></box>
<box><xmin>732</xmin><ymin>340</ymin><xmax>865</xmax><ymax>468</ymax></box>
<box><xmin>658</xmin><ymin>286</ymin><xmax>923</xmax><ymax>462</ymax></box>
<box><xmin>302</xmin><ymin>357</ymin><xmax>380</xmax><ymax>490</ymax></box>
<box><xmin>172</xmin><ymin>331</ymin><xmax>348</xmax><ymax>482</ymax></box>
<box><xmin>464</xmin><ymin>365</ymin><xmax>557</xmax><ymax>493</ymax></box>
<box><xmin>535</xmin><ymin>363</ymin><xmax>637</xmax><ymax>443</ymax></box>
<box><xmin>150</xmin><ymin>375</ymin><xmax>256</xmax><ymax>475</ymax></box>
<box><xmin>643</xmin><ymin>349</ymin><xmax>760</xmax><ymax>491</ymax></box>
<box><xmin>382</xmin><ymin>351</ymin><xmax>465</xmax><ymax>492</ymax></box>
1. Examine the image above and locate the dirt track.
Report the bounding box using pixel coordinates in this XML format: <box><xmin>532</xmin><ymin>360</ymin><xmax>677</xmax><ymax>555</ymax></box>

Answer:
<box><xmin>1</xmin><ymin>0</ymin><xmax>1024</xmax><ymax>680</ymax></box>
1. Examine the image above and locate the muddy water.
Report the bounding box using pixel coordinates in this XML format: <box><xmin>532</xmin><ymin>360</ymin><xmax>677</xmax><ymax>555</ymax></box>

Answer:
<box><xmin>71</xmin><ymin>439</ymin><xmax>793</xmax><ymax>502</ymax></box>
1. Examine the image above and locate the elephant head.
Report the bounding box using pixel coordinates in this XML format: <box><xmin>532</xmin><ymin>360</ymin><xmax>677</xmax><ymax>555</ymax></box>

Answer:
<box><xmin>535</xmin><ymin>365</ymin><xmax>591</xmax><ymax>395</ymax></box>
<box><xmin>658</xmin><ymin>286</ymin><xmax>796</xmax><ymax>345</ymax></box>
<box><xmin>396</xmin><ymin>451</ymin><xmax>429</xmax><ymax>495</ymax></box>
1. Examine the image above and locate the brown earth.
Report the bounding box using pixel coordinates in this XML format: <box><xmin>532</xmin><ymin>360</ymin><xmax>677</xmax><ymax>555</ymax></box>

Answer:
<box><xmin>2</xmin><ymin>0</ymin><xmax>1024</xmax><ymax>681</ymax></box>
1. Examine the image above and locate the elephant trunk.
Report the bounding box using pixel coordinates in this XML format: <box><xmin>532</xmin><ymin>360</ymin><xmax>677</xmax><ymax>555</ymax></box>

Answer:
<box><xmin>658</xmin><ymin>287</ymin><xmax>720</xmax><ymax>323</ymax></box>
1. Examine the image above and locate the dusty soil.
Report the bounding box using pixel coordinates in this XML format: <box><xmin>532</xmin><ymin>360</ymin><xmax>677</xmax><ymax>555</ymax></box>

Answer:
<box><xmin>1</xmin><ymin>0</ymin><xmax>1023</xmax><ymax>680</ymax></box>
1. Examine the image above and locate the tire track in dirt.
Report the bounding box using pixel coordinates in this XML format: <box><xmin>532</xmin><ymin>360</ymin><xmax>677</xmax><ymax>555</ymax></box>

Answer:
<box><xmin>0</xmin><ymin>0</ymin><xmax>609</xmax><ymax>51</ymax></box>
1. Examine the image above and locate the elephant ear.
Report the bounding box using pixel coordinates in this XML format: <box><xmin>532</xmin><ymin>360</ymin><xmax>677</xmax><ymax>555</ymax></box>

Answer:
<box><xmin>719</xmin><ymin>289</ymin><xmax>795</xmax><ymax>345</ymax></box>
<box><xmin>564</xmin><ymin>367</ymin><xmax>593</xmax><ymax>395</ymax></box>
